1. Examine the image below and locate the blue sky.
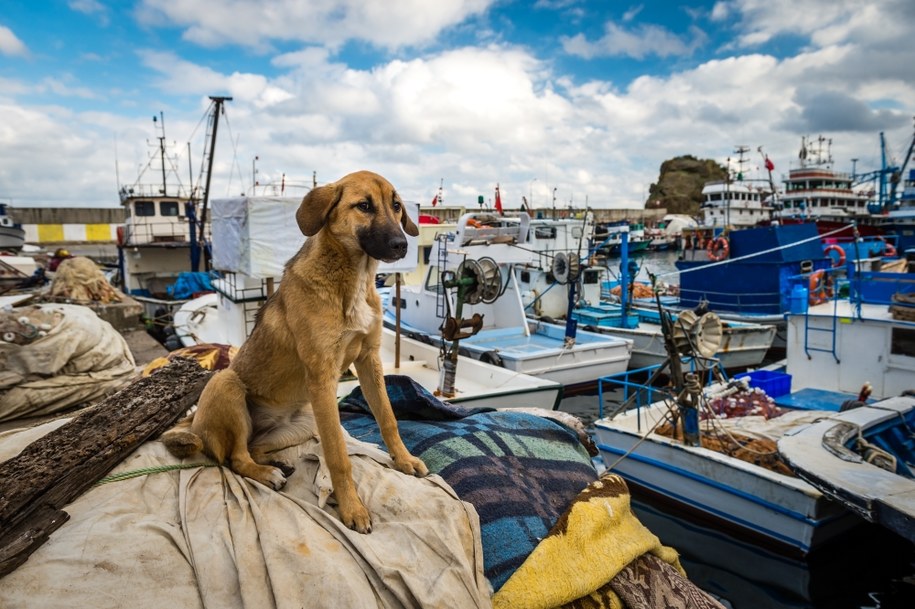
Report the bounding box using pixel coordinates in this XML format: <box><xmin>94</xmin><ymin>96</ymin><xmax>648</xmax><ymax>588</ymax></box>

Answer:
<box><xmin>1</xmin><ymin>0</ymin><xmax>914</xmax><ymax>209</ymax></box>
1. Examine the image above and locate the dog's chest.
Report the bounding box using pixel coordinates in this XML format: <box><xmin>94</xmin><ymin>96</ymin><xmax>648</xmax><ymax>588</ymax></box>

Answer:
<box><xmin>343</xmin><ymin>280</ymin><xmax>376</xmax><ymax>332</ymax></box>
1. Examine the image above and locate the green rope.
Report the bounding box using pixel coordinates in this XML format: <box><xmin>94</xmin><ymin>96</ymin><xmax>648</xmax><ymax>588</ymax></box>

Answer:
<box><xmin>95</xmin><ymin>462</ymin><xmax>217</xmax><ymax>485</ymax></box>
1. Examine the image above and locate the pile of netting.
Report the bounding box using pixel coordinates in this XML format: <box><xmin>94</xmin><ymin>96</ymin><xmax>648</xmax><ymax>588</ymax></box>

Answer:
<box><xmin>49</xmin><ymin>256</ymin><xmax>121</xmax><ymax>303</ymax></box>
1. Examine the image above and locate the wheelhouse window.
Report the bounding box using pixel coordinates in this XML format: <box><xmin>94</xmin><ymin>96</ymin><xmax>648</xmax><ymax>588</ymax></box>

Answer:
<box><xmin>160</xmin><ymin>201</ymin><xmax>180</xmax><ymax>217</ymax></box>
<box><xmin>890</xmin><ymin>328</ymin><xmax>915</xmax><ymax>358</ymax></box>
<box><xmin>134</xmin><ymin>201</ymin><xmax>155</xmax><ymax>216</ymax></box>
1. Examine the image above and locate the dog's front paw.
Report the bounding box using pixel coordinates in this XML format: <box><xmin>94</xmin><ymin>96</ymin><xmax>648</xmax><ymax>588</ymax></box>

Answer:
<box><xmin>394</xmin><ymin>454</ymin><xmax>429</xmax><ymax>478</ymax></box>
<box><xmin>339</xmin><ymin>500</ymin><xmax>372</xmax><ymax>534</ymax></box>
<box><xmin>249</xmin><ymin>465</ymin><xmax>287</xmax><ymax>491</ymax></box>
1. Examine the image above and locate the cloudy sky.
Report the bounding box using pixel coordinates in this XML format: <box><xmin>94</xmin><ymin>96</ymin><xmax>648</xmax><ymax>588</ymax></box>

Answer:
<box><xmin>2</xmin><ymin>0</ymin><xmax>914</xmax><ymax>210</ymax></box>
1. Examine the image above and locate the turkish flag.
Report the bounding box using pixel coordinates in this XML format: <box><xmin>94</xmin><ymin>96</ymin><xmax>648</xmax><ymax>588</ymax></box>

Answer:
<box><xmin>431</xmin><ymin>193</ymin><xmax>438</xmax><ymax>207</ymax></box>
<box><xmin>765</xmin><ymin>157</ymin><xmax>775</xmax><ymax>171</ymax></box>
<box><xmin>495</xmin><ymin>185</ymin><xmax>503</xmax><ymax>215</ymax></box>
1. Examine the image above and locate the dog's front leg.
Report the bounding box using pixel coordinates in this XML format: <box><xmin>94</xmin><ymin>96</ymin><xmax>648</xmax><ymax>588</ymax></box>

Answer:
<box><xmin>353</xmin><ymin>353</ymin><xmax>429</xmax><ymax>478</ymax></box>
<box><xmin>310</xmin><ymin>381</ymin><xmax>373</xmax><ymax>533</ymax></box>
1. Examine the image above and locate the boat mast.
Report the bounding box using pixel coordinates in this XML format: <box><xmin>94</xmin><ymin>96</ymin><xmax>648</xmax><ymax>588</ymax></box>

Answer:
<box><xmin>155</xmin><ymin>112</ymin><xmax>168</xmax><ymax>196</ymax></box>
<box><xmin>190</xmin><ymin>95</ymin><xmax>232</xmax><ymax>272</ymax></box>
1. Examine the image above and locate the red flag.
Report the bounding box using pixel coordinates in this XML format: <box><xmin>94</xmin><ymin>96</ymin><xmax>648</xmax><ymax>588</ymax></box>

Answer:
<box><xmin>765</xmin><ymin>156</ymin><xmax>775</xmax><ymax>172</ymax></box>
<box><xmin>431</xmin><ymin>193</ymin><xmax>438</xmax><ymax>207</ymax></box>
<box><xmin>495</xmin><ymin>184</ymin><xmax>503</xmax><ymax>215</ymax></box>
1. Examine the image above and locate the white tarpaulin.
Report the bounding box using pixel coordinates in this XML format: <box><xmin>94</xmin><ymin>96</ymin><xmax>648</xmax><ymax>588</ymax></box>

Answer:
<box><xmin>0</xmin><ymin>304</ymin><xmax>137</xmax><ymax>422</ymax></box>
<box><xmin>210</xmin><ymin>196</ymin><xmax>420</xmax><ymax>278</ymax></box>
<box><xmin>0</xmin><ymin>413</ymin><xmax>492</xmax><ymax>609</ymax></box>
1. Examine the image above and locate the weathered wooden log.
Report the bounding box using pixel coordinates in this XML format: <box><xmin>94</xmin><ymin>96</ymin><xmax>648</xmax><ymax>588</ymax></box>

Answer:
<box><xmin>0</xmin><ymin>357</ymin><xmax>212</xmax><ymax>578</ymax></box>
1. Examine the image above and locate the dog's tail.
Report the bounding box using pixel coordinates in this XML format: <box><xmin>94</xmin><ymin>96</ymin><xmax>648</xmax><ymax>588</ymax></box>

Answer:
<box><xmin>161</xmin><ymin>415</ymin><xmax>204</xmax><ymax>458</ymax></box>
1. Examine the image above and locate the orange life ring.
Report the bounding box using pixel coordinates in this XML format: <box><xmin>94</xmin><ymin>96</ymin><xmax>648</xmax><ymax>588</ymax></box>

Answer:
<box><xmin>808</xmin><ymin>270</ymin><xmax>834</xmax><ymax>305</ymax></box>
<box><xmin>823</xmin><ymin>244</ymin><xmax>846</xmax><ymax>268</ymax></box>
<box><xmin>877</xmin><ymin>236</ymin><xmax>898</xmax><ymax>257</ymax></box>
<box><xmin>706</xmin><ymin>236</ymin><xmax>730</xmax><ymax>261</ymax></box>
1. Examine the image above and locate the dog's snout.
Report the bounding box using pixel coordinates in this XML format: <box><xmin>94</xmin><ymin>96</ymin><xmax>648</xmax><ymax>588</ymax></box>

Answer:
<box><xmin>389</xmin><ymin>235</ymin><xmax>408</xmax><ymax>258</ymax></box>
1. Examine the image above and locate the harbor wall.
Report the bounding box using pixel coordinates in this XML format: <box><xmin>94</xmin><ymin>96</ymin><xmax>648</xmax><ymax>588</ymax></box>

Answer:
<box><xmin>12</xmin><ymin>205</ymin><xmax>669</xmax><ymax>246</ymax></box>
<box><xmin>15</xmin><ymin>207</ymin><xmax>125</xmax><ymax>245</ymax></box>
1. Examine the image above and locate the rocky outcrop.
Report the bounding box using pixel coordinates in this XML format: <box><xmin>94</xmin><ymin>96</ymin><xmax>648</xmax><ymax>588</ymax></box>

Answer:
<box><xmin>645</xmin><ymin>155</ymin><xmax>727</xmax><ymax>215</ymax></box>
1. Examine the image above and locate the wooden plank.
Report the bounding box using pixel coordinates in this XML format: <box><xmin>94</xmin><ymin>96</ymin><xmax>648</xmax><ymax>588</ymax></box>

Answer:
<box><xmin>0</xmin><ymin>357</ymin><xmax>212</xmax><ymax>578</ymax></box>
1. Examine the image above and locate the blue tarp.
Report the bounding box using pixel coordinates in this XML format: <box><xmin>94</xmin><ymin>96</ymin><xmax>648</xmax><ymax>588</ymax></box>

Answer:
<box><xmin>166</xmin><ymin>272</ymin><xmax>214</xmax><ymax>299</ymax></box>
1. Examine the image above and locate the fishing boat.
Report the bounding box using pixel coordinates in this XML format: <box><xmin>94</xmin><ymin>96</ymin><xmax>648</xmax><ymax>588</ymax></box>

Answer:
<box><xmin>594</xmin><ymin>220</ymin><xmax>651</xmax><ymax>257</ymax></box>
<box><xmin>592</xmin><ymin>360</ymin><xmax>860</xmax><ymax>558</ymax></box>
<box><xmin>174</xmin><ymin>291</ymin><xmax>562</xmax><ymax>411</ymax></box>
<box><xmin>0</xmin><ymin>201</ymin><xmax>26</xmax><ymax>252</ymax></box>
<box><xmin>645</xmin><ymin>214</ymin><xmax>697</xmax><ymax>251</ymax></box>
<box><xmin>661</xmin><ymin>221</ymin><xmax>901</xmax><ymax>349</ymax></box>
<box><xmin>509</xmin><ymin>216</ymin><xmax>776</xmax><ymax>372</ymax></box>
<box><xmin>778</xmin><ymin>395</ymin><xmax>915</xmax><ymax>544</ymax></box>
<box><xmin>574</xmin><ymin>302</ymin><xmax>776</xmax><ymax>371</ymax></box>
<box><xmin>115</xmin><ymin>98</ymin><xmax>231</xmax><ymax>321</ymax></box>
<box><xmin>774</xmin><ymin>135</ymin><xmax>882</xmax><ymax>238</ymax></box>
<box><xmin>699</xmin><ymin>145</ymin><xmax>774</xmax><ymax>228</ymax></box>
<box><xmin>593</xmin><ymin>261</ymin><xmax>915</xmax><ymax>558</ymax></box>
<box><xmin>172</xmin><ymin>195</ymin><xmax>564</xmax><ymax>411</ymax></box>
<box><xmin>776</xmin><ymin>265</ymin><xmax>915</xmax><ymax>541</ymax></box>
<box><xmin>384</xmin><ymin>212</ymin><xmax>633</xmax><ymax>393</ymax></box>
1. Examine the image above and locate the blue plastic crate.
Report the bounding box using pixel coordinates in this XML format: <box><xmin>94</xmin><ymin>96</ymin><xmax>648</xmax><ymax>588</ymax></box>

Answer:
<box><xmin>734</xmin><ymin>370</ymin><xmax>792</xmax><ymax>398</ymax></box>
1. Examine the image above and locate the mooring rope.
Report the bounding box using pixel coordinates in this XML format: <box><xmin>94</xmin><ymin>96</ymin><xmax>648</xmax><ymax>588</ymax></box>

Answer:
<box><xmin>95</xmin><ymin>462</ymin><xmax>217</xmax><ymax>485</ymax></box>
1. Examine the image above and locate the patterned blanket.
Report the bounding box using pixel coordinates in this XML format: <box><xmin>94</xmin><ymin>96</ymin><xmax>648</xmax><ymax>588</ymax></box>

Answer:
<box><xmin>339</xmin><ymin>375</ymin><xmax>598</xmax><ymax>591</ymax></box>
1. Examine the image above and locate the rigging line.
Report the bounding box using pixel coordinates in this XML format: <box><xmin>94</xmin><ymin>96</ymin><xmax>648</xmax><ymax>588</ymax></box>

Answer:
<box><xmin>655</xmin><ymin>223</ymin><xmax>850</xmax><ymax>280</ymax></box>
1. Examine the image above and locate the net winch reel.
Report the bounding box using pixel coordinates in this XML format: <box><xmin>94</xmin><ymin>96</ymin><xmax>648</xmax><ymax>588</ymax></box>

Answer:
<box><xmin>671</xmin><ymin>309</ymin><xmax>724</xmax><ymax>359</ymax></box>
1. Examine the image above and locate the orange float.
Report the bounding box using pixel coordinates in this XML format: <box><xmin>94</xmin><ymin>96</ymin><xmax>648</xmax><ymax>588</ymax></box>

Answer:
<box><xmin>823</xmin><ymin>244</ymin><xmax>846</xmax><ymax>268</ymax></box>
<box><xmin>706</xmin><ymin>236</ymin><xmax>730</xmax><ymax>261</ymax></box>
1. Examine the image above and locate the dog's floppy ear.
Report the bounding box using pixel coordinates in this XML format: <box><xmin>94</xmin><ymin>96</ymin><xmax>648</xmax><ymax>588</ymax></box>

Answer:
<box><xmin>297</xmin><ymin>183</ymin><xmax>339</xmax><ymax>236</ymax></box>
<box><xmin>401</xmin><ymin>205</ymin><xmax>419</xmax><ymax>237</ymax></box>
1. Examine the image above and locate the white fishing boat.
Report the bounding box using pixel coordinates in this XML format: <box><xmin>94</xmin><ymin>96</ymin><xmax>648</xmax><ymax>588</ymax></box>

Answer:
<box><xmin>174</xmin><ymin>291</ymin><xmax>562</xmax><ymax>411</ymax></box>
<box><xmin>384</xmin><ymin>212</ymin><xmax>633</xmax><ymax>393</ymax></box>
<box><xmin>778</xmin><ymin>395</ymin><xmax>915</xmax><ymax>544</ymax></box>
<box><xmin>510</xmin><ymin>217</ymin><xmax>776</xmax><ymax>372</ymax></box>
<box><xmin>116</xmin><ymin>99</ymin><xmax>231</xmax><ymax>320</ymax></box>
<box><xmin>593</xmin><ymin>263</ymin><xmax>915</xmax><ymax>557</ymax></box>
<box><xmin>172</xmin><ymin>194</ymin><xmax>564</xmax><ymax>411</ymax></box>
<box><xmin>575</xmin><ymin>302</ymin><xmax>776</xmax><ymax>371</ymax></box>
<box><xmin>593</xmin><ymin>391</ymin><xmax>859</xmax><ymax>558</ymax></box>
<box><xmin>0</xmin><ymin>201</ymin><xmax>26</xmax><ymax>252</ymax></box>
<box><xmin>591</xmin><ymin>309</ymin><xmax>864</xmax><ymax>556</ymax></box>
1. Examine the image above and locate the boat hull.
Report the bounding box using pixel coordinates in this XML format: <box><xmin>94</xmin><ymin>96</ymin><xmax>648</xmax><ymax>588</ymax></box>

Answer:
<box><xmin>778</xmin><ymin>395</ymin><xmax>915</xmax><ymax>543</ymax></box>
<box><xmin>594</xmin><ymin>405</ymin><xmax>859</xmax><ymax>557</ymax></box>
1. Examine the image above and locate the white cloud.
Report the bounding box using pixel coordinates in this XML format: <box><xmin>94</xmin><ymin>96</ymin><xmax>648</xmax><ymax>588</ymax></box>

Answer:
<box><xmin>562</xmin><ymin>22</ymin><xmax>707</xmax><ymax>60</ymax></box>
<box><xmin>135</xmin><ymin>0</ymin><xmax>496</xmax><ymax>51</ymax></box>
<box><xmin>0</xmin><ymin>25</ymin><xmax>27</xmax><ymax>56</ymax></box>
<box><xmin>68</xmin><ymin>0</ymin><xmax>110</xmax><ymax>26</ymax></box>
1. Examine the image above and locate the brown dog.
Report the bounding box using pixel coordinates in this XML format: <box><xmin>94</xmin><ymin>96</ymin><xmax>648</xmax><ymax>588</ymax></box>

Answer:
<box><xmin>161</xmin><ymin>170</ymin><xmax>427</xmax><ymax>533</ymax></box>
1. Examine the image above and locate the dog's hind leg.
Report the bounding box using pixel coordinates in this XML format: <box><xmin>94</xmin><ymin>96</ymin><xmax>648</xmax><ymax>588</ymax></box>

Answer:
<box><xmin>161</xmin><ymin>414</ymin><xmax>204</xmax><ymax>458</ymax></box>
<box><xmin>194</xmin><ymin>370</ymin><xmax>288</xmax><ymax>490</ymax></box>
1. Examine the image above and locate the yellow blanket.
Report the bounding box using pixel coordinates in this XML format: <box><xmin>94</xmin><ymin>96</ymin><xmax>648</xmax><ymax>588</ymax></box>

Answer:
<box><xmin>494</xmin><ymin>474</ymin><xmax>725</xmax><ymax>609</ymax></box>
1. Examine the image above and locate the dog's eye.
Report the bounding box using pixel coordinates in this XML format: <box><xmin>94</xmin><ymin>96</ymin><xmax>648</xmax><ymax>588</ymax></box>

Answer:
<box><xmin>356</xmin><ymin>200</ymin><xmax>371</xmax><ymax>212</ymax></box>
<box><xmin>392</xmin><ymin>201</ymin><xmax>402</xmax><ymax>212</ymax></box>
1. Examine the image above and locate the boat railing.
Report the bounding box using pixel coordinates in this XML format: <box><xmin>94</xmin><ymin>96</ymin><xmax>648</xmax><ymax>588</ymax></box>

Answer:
<box><xmin>122</xmin><ymin>219</ymin><xmax>196</xmax><ymax>246</ymax></box>
<box><xmin>676</xmin><ymin>286</ymin><xmax>783</xmax><ymax>312</ymax></box>
<box><xmin>597</xmin><ymin>356</ymin><xmax>731</xmax><ymax>423</ymax></box>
